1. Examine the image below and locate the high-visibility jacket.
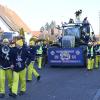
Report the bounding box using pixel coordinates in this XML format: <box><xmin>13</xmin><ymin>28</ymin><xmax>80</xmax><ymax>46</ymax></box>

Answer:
<box><xmin>87</xmin><ymin>46</ymin><xmax>94</xmax><ymax>58</ymax></box>
<box><xmin>94</xmin><ymin>44</ymin><xmax>100</xmax><ymax>55</ymax></box>
<box><xmin>43</xmin><ymin>44</ymin><xmax>47</xmax><ymax>55</ymax></box>
<box><xmin>36</xmin><ymin>46</ymin><xmax>43</xmax><ymax>55</ymax></box>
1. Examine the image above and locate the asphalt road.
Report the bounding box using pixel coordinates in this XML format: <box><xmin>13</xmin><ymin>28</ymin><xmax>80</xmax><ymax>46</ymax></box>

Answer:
<box><xmin>2</xmin><ymin>65</ymin><xmax>100</xmax><ymax>100</ymax></box>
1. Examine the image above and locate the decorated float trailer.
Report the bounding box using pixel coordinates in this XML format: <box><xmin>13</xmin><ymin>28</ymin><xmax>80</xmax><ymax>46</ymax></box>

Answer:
<box><xmin>48</xmin><ymin>10</ymin><xmax>95</xmax><ymax>67</ymax></box>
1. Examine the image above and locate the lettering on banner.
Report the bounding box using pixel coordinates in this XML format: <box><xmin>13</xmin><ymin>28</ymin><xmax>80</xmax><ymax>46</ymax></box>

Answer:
<box><xmin>71</xmin><ymin>55</ymin><xmax>76</xmax><ymax>59</ymax></box>
<box><xmin>60</xmin><ymin>51</ymin><xmax>70</xmax><ymax>61</ymax></box>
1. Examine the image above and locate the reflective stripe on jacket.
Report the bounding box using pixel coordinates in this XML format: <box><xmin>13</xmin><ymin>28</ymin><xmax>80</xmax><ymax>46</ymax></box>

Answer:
<box><xmin>87</xmin><ymin>46</ymin><xmax>94</xmax><ymax>58</ymax></box>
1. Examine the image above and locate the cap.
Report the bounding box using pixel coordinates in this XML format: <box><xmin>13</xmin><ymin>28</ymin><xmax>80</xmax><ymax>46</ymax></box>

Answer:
<box><xmin>3</xmin><ymin>38</ymin><xmax>9</xmax><ymax>43</ymax></box>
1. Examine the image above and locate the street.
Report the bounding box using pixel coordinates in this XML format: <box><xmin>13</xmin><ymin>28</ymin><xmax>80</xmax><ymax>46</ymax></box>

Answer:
<box><xmin>3</xmin><ymin>65</ymin><xmax>100</xmax><ymax>100</ymax></box>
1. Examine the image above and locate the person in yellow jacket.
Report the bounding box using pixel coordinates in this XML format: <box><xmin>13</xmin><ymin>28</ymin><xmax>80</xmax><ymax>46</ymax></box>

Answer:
<box><xmin>0</xmin><ymin>38</ymin><xmax>13</xmax><ymax>98</ymax></box>
<box><xmin>36</xmin><ymin>42</ymin><xmax>43</xmax><ymax>69</ymax></box>
<box><xmin>27</xmin><ymin>39</ymin><xmax>40</xmax><ymax>82</ymax></box>
<box><xmin>94</xmin><ymin>41</ymin><xmax>100</xmax><ymax>68</ymax></box>
<box><xmin>9</xmin><ymin>37</ymin><xmax>33</xmax><ymax>98</ymax></box>
<box><xmin>87</xmin><ymin>42</ymin><xmax>95</xmax><ymax>70</ymax></box>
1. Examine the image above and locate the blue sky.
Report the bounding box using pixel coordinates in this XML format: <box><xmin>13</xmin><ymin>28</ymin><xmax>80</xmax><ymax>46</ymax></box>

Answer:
<box><xmin>0</xmin><ymin>0</ymin><xmax>100</xmax><ymax>34</ymax></box>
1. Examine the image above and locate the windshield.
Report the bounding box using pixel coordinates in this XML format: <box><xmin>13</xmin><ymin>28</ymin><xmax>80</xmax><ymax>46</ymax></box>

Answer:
<box><xmin>64</xmin><ymin>27</ymin><xmax>80</xmax><ymax>38</ymax></box>
<box><xmin>2</xmin><ymin>32</ymin><xmax>13</xmax><ymax>40</ymax></box>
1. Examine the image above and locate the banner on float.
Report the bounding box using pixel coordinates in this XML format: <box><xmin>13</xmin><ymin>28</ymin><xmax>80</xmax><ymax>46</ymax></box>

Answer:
<box><xmin>48</xmin><ymin>47</ymin><xmax>84</xmax><ymax>66</ymax></box>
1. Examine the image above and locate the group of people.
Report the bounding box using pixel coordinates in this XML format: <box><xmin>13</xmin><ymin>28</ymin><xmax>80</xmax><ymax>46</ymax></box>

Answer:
<box><xmin>0</xmin><ymin>16</ymin><xmax>99</xmax><ymax>98</ymax></box>
<box><xmin>0</xmin><ymin>36</ymin><xmax>47</xmax><ymax>98</ymax></box>
<box><xmin>80</xmin><ymin>17</ymin><xmax>99</xmax><ymax>70</ymax></box>
<box><xmin>87</xmin><ymin>41</ymin><xmax>100</xmax><ymax>70</ymax></box>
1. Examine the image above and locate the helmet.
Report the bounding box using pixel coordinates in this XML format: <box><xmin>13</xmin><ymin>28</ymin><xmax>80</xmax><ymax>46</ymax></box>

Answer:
<box><xmin>29</xmin><ymin>40</ymin><xmax>35</xmax><ymax>46</ymax></box>
<box><xmin>3</xmin><ymin>38</ymin><xmax>9</xmax><ymax>43</ymax></box>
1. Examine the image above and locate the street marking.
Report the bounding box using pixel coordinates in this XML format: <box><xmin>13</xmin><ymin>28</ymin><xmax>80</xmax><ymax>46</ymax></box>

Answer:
<box><xmin>93</xmin><ymin>89</ymin><xmax>100</xmax><ymax>100</ymax></box>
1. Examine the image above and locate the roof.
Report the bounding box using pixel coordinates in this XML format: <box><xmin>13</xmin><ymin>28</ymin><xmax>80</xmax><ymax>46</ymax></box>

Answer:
<box><xmin>0</xmin><ymin>4</ymin><xmax>31</xmax><ymax>32</ymax></box>
<box><xmin>30</xmin><ymin>31</ymin><xmax>41</xmax><ymax>38</ymax></box>
<box><xmin>95</xmin><ymin>34</ymin><xmax>100</xmax><ymax>37</ymax></box>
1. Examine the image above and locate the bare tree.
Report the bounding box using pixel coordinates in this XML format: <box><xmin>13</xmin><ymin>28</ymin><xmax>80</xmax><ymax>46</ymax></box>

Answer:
<box><xmin>50</xmin><ymin>21</ymin><xmax>56</xmax><ymax>29</ymax></box>
<box><xmin>50</xmin><ymin>21</ymin><xmax>56</xmax><ymax>35</ymax></box>
<box><xmin>45</xmin><ymin>22</ymin><xmax>50</xmax><ymax>32</ymax></box>
<box><xmin>40</xmin><ymin>26</ymin><xmax>44</xmax><ymax>32</ymax></box>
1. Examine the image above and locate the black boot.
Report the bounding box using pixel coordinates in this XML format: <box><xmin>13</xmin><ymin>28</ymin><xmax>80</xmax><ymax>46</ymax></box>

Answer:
<box><xmin>18</xmin><ymin>91</ymin><xmax>25</xmax><ymax>96</ymax></box>
<box><xmin>26</xmin><ymin>80</ymin><xmax>32</xmax><ymax>82</ymax></box>
<box><xmin>0</xmin><ymin>93</ymin><xmax>5</xmax><ymax>98</ymax></box>
<box><xmin>9</xmin><ymin>92</ymin><xmax>17</xmax><ymax>98</ymax></box>
<box><xmin>37</xmin><ymin>75</ymin><xmax>40</xmax><ymax>81</ymax></box>
<box><xmin>9</xmin><ymin>88</ymin><xmax>12</xmax><ymax>94</ymax></box>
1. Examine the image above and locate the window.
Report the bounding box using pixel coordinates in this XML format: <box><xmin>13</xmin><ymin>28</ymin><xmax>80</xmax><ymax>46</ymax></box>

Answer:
<box><xmin>64</xmin><ymin>26</ymin><xmax>80</xmax><ymax>38</ymax></box>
